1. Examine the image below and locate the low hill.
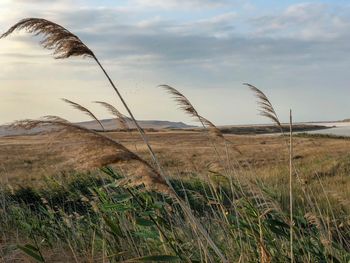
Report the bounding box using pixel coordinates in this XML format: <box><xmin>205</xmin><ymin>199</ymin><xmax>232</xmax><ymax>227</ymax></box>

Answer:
<box><xmin>0</xmin><ymin>119</ymin><xmax>330</xmax><ymax>137</ymax></box>
<box><xmin>0</xmin><ymin>119</ymin><xmax>196</xmax><ymax>136</ymax></box>
<box><xmin>79</xmin><ymin>119</ymin><xmax>196</xmax><ymax>130</ymax></box>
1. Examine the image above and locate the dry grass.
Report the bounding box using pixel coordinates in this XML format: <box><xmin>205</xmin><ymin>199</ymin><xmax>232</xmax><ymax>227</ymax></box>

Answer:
<box><xmin>1</xmin><ymin>131</ymin><xmax>349</xmax><ymax>199</ymax></box>
<box><xmin>2</xmin><ymin>118</ymin><xmax>172</xmax><ymax>194</ymax></box>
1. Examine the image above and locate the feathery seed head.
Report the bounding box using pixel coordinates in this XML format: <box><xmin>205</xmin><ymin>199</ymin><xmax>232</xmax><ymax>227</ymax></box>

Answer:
<box><xmin>1</xmin><ymin>18</ymin><xmax>94</xmax><ymax>59</ymax></box>
<box><xmin>62</xmin><ymin>98</ymin><xmax>105</xmax><ymax>130</ymax></box>
<box><xmin>244</xmin><ymin>83</ymin><xmax>281</xmax><ymax>128</ymax></box>
<box><xmin>94</xmin><ymin>101</ymin><xmax>130</xmax><ymax>130</ymax></box>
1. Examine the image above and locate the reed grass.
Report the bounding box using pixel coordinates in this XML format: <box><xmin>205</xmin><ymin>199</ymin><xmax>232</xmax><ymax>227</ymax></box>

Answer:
<box><xmin>94</xmin><ymin>101</ymin><xmax>130</xmax><ymax>131</ymax></box>
<box><xmin>246</xmin><ymin>83</ymin><xmax>295</xmax><ymax>262</ymax></box>
<box><xmin>0</xmin><ymin>18</ymin><xmax>349</xmax><ymax>263</ymax></box>
<box><xmin>61</xmin><ymin>99</ymin><xmax>105</xmax><ymax>131</ymax></box>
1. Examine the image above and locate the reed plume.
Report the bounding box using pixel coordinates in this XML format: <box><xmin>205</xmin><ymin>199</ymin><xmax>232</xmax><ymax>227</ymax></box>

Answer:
<box><xmin>199</xmin><ymin>116</ymin><xmax>224</xmax><ymax>139</ymax></box>
<box><xmin>244</xmin><ymin>83</ymin><xmax>282</xmax><ymax>129</ymax></box>
<box><xmin>246</xmin><ymin>83</ymin><xmax>294</xmax><ymax>262</ymax></box>
<box><xmin>0</xmin><ymin>18</ymin><xmax>93</xmax><ymax>59</ymax></box>
<box><xmin>160</xmin><ymin>84</ymin><xmax>200</xmax><ymax>118</ymax></box>
<box><xmin>160</xmin><ymin>84</ymin><xmax>241</xmax><ymax>154</ymax></box>
<box><xmin>61</xmin><ymin>98</ymin><xmax>104</xmax><ymax>131</ymax></box>
<box><xmin>94</xmin><ymin>101</ymin><xmax>130</xmax><ymax>130</ymax></box>
<box><xmin>159</xmin><ymin>84</ymin><xmax>223</xmax><ymax>139</ymax></box>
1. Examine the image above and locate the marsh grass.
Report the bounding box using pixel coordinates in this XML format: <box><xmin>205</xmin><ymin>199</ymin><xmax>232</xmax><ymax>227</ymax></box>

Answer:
<box><xmin>1</xmin><ymin>169</ymin><xmax>349</xmax><ymax>262</ymax></box>
<box><xmin>94</xmin><ymin>101</ymin><xmax>130</xmax><ymax>131</ymax></box>
<box><xmin>62</xmin><ymin>99</ymin><xmax>105</xmax><ymax>131</ymax></box>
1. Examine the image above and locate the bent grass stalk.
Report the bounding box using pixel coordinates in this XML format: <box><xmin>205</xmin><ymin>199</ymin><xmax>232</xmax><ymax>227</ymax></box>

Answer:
<box><xmin>289</xmin><ymin>109</ymin><xmax>293</xmax><ymax>263</ymax></box>
<box><xmin>61</xmin><ymin>98</ymin><xmax>105</xmax><ymax>131</ymax></box>
<box><xmin>93</xmin><ymin>101</ymin><xmax>130</xmax><ymax>131</ymax></box>
<box><xmin>246</xmin><ymin>83</ymin><xmax>294</xmax><ymax>262</ymax></box>
<box><xmin>160</xmin><ymin>84</ymin><xmax>247</xmax><ymax>259</ymax></box>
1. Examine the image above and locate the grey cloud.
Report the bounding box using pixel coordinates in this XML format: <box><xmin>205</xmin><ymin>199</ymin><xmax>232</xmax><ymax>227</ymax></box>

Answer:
<box><xmin>2</xmin><ymin>4</ymin><xmax>350</xmax><ymax>86</ymax></box>
<box><xmin>76</xmin><ymin>23</ymin><xmax>350</xmax><ymax>69</ymax></box>
<box><xmin>249</xmin><ymin>3</ymin><xmax>350</xmax><ymax>40</ymax></box>
<box><xmin>4</xmin><ymin>4</ymin><xmax>350</xmax><ymax>72</ymax></box>
<box><xmin>132</xmin><ymin>0</ymin><xmax>230</xmax><ymax>9</ymax></box>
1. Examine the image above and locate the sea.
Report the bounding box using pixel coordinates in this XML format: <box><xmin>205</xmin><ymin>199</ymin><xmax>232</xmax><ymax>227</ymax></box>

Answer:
<box><xmin>307</xmin><ymin>122</ymin><xmax>350</xmax><ymax>137</ymax></box>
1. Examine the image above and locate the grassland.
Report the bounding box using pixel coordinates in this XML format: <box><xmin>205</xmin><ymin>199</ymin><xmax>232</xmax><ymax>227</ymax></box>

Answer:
<box><xmin>1</xmin><ymin>130</ymin><xmax>349</xmax><ymax>262</ymax></box>
<box><xmin>1</xmin><ymin>131</ymin><xmax>350</xmax><ymax>193</ymax></box>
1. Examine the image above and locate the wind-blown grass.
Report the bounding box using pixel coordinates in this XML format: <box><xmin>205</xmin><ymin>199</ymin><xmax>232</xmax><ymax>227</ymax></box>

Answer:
<box><xmin>94</xmin><ymin>101</ymin><xmax>130</xmax><ymax>131</ymax></box>
<box><xmin>0</xmin><ymin>18</ymin><xmax>349</xmax><ymax>263</ymax></box>
<box><xmin>61</xmin><ymin>99</ymin><xmax>105</xmax><ymax>131</ymax></box>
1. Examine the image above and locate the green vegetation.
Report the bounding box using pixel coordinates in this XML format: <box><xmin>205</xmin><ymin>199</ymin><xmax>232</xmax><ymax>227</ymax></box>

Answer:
<box><xmin>1</xmin><ymin>167</ymin><xmax>349</xmax><ymax>262</ymax></box>
<box><xmin>296</xmin><ymin>133</ymin><xmax>350</xmax><ymax>140</ymax></box>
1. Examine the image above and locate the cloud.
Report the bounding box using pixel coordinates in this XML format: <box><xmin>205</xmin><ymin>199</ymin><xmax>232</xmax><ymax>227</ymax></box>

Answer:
<box><xmin>2</xmin><ymin>1</ymin><xmax>350</xmax><ymax>73</ymax></box>
<box><xmin>132</xmin><ymin>0</ymin><xmax>229</xmax><ymax>9</ymax></box>
<box><xmin>1</xmin><ymin>1</ymin><xmax>350</xmax><ymax>124</ymax></box>
<box><xmin>250</xmin><ymin>2</ymin><xmax>350</xmax><ymax>40</ymax></box>
<box><xmin>168</xmin><ymin>12</ymin><xmax>237</xmax><ymax>37</ymax></box>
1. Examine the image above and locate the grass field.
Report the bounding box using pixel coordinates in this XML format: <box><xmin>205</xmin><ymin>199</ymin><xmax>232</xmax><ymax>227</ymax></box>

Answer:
<box><xmin>1</xmin><ymin>130</ymin><xmax>349</xmax><ymax>262</ymax></box>
<box><xmin>2</xmin><ymin>131</ymin><xmax>350</xmax><ymax>193</ymax></box>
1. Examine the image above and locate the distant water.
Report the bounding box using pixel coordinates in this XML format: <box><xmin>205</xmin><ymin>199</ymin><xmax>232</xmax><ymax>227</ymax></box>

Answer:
<box><xmin>307</xmin><ymin>122</ymin><xmax>350</xmax><ymax>137</ymax></box>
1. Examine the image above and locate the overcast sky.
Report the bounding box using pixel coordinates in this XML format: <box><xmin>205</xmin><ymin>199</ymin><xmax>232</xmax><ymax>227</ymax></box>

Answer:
<box><xmin>1</xmin><ymin>0</ymin><xmax>350</xmax><ymax>125</ymax></box>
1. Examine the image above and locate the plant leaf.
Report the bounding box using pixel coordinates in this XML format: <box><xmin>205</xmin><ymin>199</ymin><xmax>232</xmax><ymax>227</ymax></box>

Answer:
<box><xmin>131</xmin><ymin>255</ymin><xmax>179</xmax><ymax>262</ymax></box>
<box><xmin>17</xmin><ymin>244</ymin><xmax>45</xmax><ymax>262</ymax></box>
<box><xmin>136</xmin><ymin>217</ymin><xmax>155</xmax><ymax>227</ymax></box>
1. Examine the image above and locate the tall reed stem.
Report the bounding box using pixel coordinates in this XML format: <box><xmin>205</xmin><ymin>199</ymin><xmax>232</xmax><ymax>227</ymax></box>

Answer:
<box><xmin>92</xmin><ymin>56</ymin><xmax>157</xmax><ymax>165</ymax></box>
<box><xmin>93</xmin><ymin>56</ymin><xmax>227</xmax><ymax>262</ymax></box>
<box><xmin>289</xmin><ymin>109</ymin><xmax>293</xmax><ymax>263</ymax></box>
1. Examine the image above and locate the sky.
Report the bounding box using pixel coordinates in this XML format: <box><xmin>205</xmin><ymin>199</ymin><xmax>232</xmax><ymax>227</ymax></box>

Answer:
<box><xmin>1</xmin><ymin>0</ymin><xmax>350</xmax><ymax>125</ymax></box>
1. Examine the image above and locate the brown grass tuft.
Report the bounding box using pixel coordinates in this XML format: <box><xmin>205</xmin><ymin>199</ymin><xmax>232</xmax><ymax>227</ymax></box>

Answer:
<box><xmin>304</xmin><ymin>212</ymin><xmax>322</xmax><ymax>230</ymax></box>
<box><xmin>130</xmin><ymin>166</ymin><xmax>173</xmax><ymax>195</ymax></box>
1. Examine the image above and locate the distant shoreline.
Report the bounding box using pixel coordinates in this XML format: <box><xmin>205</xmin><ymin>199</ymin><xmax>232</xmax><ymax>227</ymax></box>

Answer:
<box><xmin>167</xmin><ymin>124</ymin><xmax>330</xmax><ymax>135</ymax></box>
<box><xmin>0</xmin><ymin>120</ymin><xmax>332</xmax><ymax>137</ymax></box>
<box><xmin>217</xmin><ymin>124</ymin><xmax>330</xmax><ymax>135</ymax></box>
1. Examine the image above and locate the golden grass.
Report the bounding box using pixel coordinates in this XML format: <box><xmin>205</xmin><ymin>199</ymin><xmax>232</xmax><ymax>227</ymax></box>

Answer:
<box><xmin>3</xmin><ymin>118</ymin><xmax>172</xmax><ymax>194</ymax></box>
<box><xmin>1</xmin><ymin>131</ymin><xmax>349</xmax><ymax>200</ymax></box>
